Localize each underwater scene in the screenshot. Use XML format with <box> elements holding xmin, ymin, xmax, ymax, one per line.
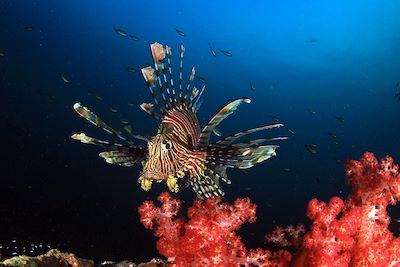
<box><xmin>1</xmin><ymin>0</ymin><xmax>400</xmax><ymax>266</ymax></box>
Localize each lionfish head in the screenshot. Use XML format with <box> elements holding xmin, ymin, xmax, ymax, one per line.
<box><xmin>140</xmin><ymin>123</ymin><xmax>184</xmax><ymax>182</ymax></box>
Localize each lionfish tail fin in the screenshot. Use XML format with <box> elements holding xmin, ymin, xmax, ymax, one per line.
<box><xmin>197</xmin><ymin>98</ymin><xmax>251</xmax><ymax>146</ymax></box>
<box><xmin>140</xmin><ymin>42</ymin><xmax>205</xmax><ymax>118</ymax></box>
<box><xmin>71</xmin><ymin>133</ymin><xmax>147</xmax><ymax>167</ymax></box>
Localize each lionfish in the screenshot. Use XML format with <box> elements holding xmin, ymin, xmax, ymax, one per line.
<box><xmin>71</xmin><ymin>42</ymin><xmax>287</xmax><ymax>199</ymax></box>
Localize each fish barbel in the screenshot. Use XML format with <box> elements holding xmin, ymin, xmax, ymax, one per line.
<box><xmin>71</xmin><ymin>42</ymin><xmax>287</xmax><ymax>199</ymax></box>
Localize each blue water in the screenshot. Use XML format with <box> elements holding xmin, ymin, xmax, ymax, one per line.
<box><xmin>1</xmin><ymin>0</ymin><xmax>400</xmax><ymax>263</ymax></box>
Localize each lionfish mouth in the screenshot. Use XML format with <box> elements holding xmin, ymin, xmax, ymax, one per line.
<box><xmin>141</xmin><ymin>170</ymin><xmax>165</xmax><ymax>181</ymax></box>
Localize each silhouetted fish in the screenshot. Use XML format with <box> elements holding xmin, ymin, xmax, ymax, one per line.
<box><xmin>250</xmin><ymin>81</ymin><xmax>256</xmax><ymax>92</ymax></box>
<box><xmin>60</xmin><ymin>73</ymin><xmax>69</xmax><ymax>83</ymax></box>
<box><xmin>129</xmin><ymin>34</ymin><xmax>140</xmax><ymax>41</ymax></box>
<box><xmin>126</xmin><ymin>67</ymin><xmax>136</xmax><ymax>73</ymax></box>
<box><xmin>208</xmin><ymin>43</ymin><xmax>217</xmax><ymax>57</ymax></box>
<box><xmin>305</xmin><ymin>143</ymin><xmax>318</xmax><ymax>154</ymax></box>
<box><xmin>174</xmin><ymin>28</ymin><xmax>185</xmax><ymax>36</ymax></box>
<box><xmin>114</xmin><ymin>27</ymin><xmax>128</xmax><ymax>37</ymax></box>
<box><xmin>306</xmin><ymin>39</ymin><xmax>317</xmax><ymax>43</ymax></box>
<box><xmin>195</xmin><ymin>75</ymin><xmax>206</xmax><ymax>84</ymax></box>
<box><xmin>24</xmin><ymin>26</ymin><xmax>34</xmax><ymax>32</ymax></box>
<box><xmin>218</xmin><ymin>49</ymin><xmax>232</xmax><ymax>57</ymax></box>
<box><xmin>335</xmin><ymin>116</ymin><xmax>345</xmax><ymax>123</ymax></box>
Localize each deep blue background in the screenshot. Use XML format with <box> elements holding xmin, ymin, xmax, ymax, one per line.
<box><xmin>1</xmin><ymin>0</ymin><xmax>400</xmax><ymax>263</ymax></box>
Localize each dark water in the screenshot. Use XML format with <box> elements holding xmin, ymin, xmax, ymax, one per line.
<box><xmin>1</xmin><ymin>0</ymin><xmax>400</xmax><ymax>263</ymax></box>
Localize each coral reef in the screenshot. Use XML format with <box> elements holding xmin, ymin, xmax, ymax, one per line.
<box><xmin>299</xmin><ymin>152</ymin><xmax>400</xmax><ymax>266</ymax></box>
<box><xmin>140</xmin><ymin>152</ymin><xmax>400</xmax><ymax>267</ymax></box>
<box><xmin>0</xmin><ymin>249</ymin><xmax>166</xmax><ymax>267</ymax></box>
<box><xmin>138</xmin><ymin>192</ymin><xmax>292</xmax><ymax>266</ymax></box>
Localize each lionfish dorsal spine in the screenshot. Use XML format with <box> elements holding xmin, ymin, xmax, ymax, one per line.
<box><xmin>178</xmin><ymin>44</ymin><xmax>185</xmax><ymax>103</ymax></box>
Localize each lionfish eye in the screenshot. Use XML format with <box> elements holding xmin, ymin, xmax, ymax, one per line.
<box><xmin>162</xmin><ymin>140</ymin><xmax>172</xmax><ymax>150</ymax></box>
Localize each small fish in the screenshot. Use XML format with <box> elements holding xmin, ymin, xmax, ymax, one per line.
<box><xmin>269</xmin><ymin>115</ymin><xmax>279</xmax><ymax>122</ymax></box>
<box><xmin>120</xmin><ymin>119</ymin><xmax>129</xmax><ymax>124</ymax></box>
<box><xmin>24</xmin><ymin>26</ymin><xmax>34</xmax><ymax>32</ymax></box>
<box><xmin>394</xmin><ymin>218</ymin><xmax>400</xmax><ymax>223</ymax></box>
<box><xmin>129</xmin><ymin>34</ymin><xmax>140</xmax><ymax>41</ymax></box>
<box><xmin>128</xmin><ymin>102</ymin><xmax>135</xmax><ymax>107</ymax></box>
<box><xmin>110</xmin><ymin>107</ymin><xmax>118</xmax><ymax>113</ymax></box>
<box><xmin>123</xmin><ymin>124</ymin><xmax>132</xmax><ymax>134</ymax></box>
<box><xmin>208</xmin><ymin>43</ymin><xmax>217</xmax><ymax>57</ymax></box>
<box><xmin>284</xmin><ymin>168</ymin><xmax>291</xmax><ymax>172</ymax></box>
<box><xmin>213</xmin><ymin>127</ymin><xmax>222</xmax><ymax>137</ymax></box>
<box><xmin>72</xmin><ymin>42</ymin><xmax>287</xmax><ymax>199</ymax></box>
<box><xmin>288</xmin><ymin>128</ymin><xmax>295</xmax><ymax>134</ymax></box>
<box><xmin>307</xmin><ymin>108</ymin><xmax>317</xmax><ymax>115</ymax></box>
<box><xmin>328</xmin><ymin>132</ymin><xmax>337</xmax><ymax>139</ymax></box>
<box><xmin>306</xmin><ymin>39</ymin><xmax>317</xmax><ymax>43</ymax></box>
<box><xmin>305</xmin><ymin>143</ymin><xmax>318</xmax><ymax>154</ymax></box>
<box><xmin>174</xmin><ymin>28</ymin><xmax>185</xmax><ymax>36</ymax></box>
<box><xmin>60</xmin><ymin>73</ymin><xmax>69</xmax><ymax>83</ymax></box>
<box><xmin>126</xmin><ymin>67</ymin><xmax>136</xmax><ymax>73</ymax></box>
<box><xmin>218</xmin><ymin>49</ymin><xmax>233</xmax><ymax>57</ymax></box>
<box><xmin>195</xmin><ymin>75</ymin><xmax>206</xmax><ymax>84</ymax></box>
<box><xmin>114</xmin><ymin>27</ymin><xmax>128</xmax><ymax>37</ymax></box>
<box><xmin>94</xmin><ymin>93</ymin><xmax>103</xmax><ymax>100</ymax></box>
<box><xmin>0</xmin><ymin>50</ymin><xmax>4</xmax><ymax>57</ymax></box>
<box><xmin>250</xmin><ymin>81</ymin><xmax>256</xmax><ymax>92</ymax></box>
<box><xmin>335</xmin><ymin>116</ymin><xmax>345</xmax><ymax>123</ymax></box>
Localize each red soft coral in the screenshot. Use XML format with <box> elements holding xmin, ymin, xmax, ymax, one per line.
<box><xmin>302</xmin><ymin>152</ymin><xmax>400</xmax><ymax>267</ymax></box>
<box><xmin>138</xmin><ymin>193</ymin><xmax>291</xmax><ymax>267</ymax></box>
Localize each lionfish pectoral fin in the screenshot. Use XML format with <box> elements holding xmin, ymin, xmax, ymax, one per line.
<box><xmin>73</xmin><ymin>103</ymin><xmax>145</xmax><ymax>144</ymax></box>
<box><xmin>71</xmin><ymin>133</ymin><xmax>148</xmax><ymax>167</ymax></box>
<box><xmin>99</xmin><ymin>147</ymin><xmax>147</xmax><ymax>167</ymax></box>
<box><xmin>198</xmin><ymin>98</ymin><xmax>251</xmax><ymax>146</ymax></box>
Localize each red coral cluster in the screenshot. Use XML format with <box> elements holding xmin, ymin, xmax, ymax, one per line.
<box><xmin>138</xmin><ymin>192</ymin><xmax>291</xmax><ymax>267</ymax></box>
<box><xmin>138</xmin><ymin>152</ymin><xmax>400</xmax><ymax>266</ymax></box>
<box><xmin>301</xmin><ymin>152</ymin><xmax>400</xmax><ymax>266</ymax></box>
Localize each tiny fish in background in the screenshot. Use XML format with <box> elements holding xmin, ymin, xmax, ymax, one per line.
<box><xmin>24</xmin><ymin>25</ymin><xmax>34</xmax><ymax>32</ymax></box>
<box><xmin>174</xmin><ymin>28</ymin><xmax>186</xmax><ymax>36</ymax></box>
<box><xmin>250</xmin><ymin>81</ymin><xmax>256</xmax><ymax>92</ymax></box>
<box><xmin>195</xmin><ymin>75</ymin><xmax>206</xmax><ymax>84</ymax></box>
<box><xmin>114</xmin><ymin>27</ymin><xmax>128</xmax><ymax>37</ymax></box>
<box><xmin>71</xmin><ymin>42</ymin><xmax>287</xmax><ymax>199</ymax></box>
<box><xmin>126</xmin><ymin>66</ymin><xmax>136</xmax><ymax>73</ymax></box>
<box><xmin>335</xmin><ymin>116</ymin><xmax>345</xmax><ymax>123</ymax></box>
<box><xmin>129</xmin><ymin>34</ymin><xmax>140</xmax><ymax>41</ymax></box>
<box><xmin>305</xmin><ymin>143</ymin><xmax>318</xmax><ymax>154</ymax></box>
<box><xmin>218</xmin><ymin>49</ymin><xmax>233</xmax><ymax>57</ymax></box>
<box><xmin>208</xmin><ymin>42</ymin><xmax>217</xmax><ymax>57</ymax></box>
<box><xmin>60</xmin><ymin>73</ymin><xmax>69</xmax><ymax>83</ymax></box>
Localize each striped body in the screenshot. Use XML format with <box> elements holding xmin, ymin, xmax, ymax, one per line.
<box><xmin>71</xmin><ymin>42</ymin><xmax>287</xmax><ymax>199</ymax></box>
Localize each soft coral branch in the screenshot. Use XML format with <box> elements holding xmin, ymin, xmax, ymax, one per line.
<box><xmin>138</xmin><ymin>193</ymin><xmax>291</xmax><ymax>267</ymax></box>
<box><xmin>301</xmin><ymin>152</ymin><xmax>400</xmax><ymax>266</ymax></box>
